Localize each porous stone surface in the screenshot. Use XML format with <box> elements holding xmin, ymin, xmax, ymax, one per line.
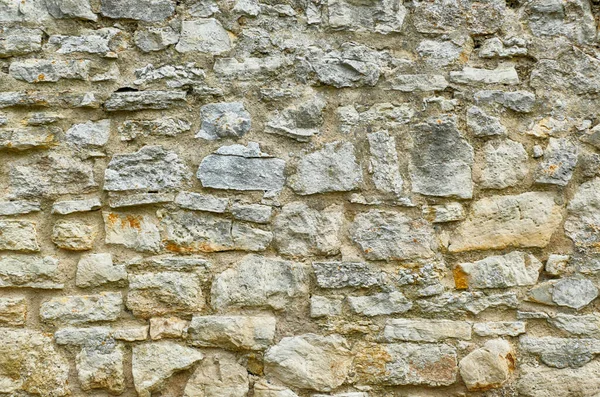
<box><xmin>2</xmin><ymin>2</ymin><xmax>600</xmax><ymax>395</ymax></box>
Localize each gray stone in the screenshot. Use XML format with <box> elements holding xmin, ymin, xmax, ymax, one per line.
<box><xmin>0</xmin><ymin>329</ymin><xmax>70</xmax><ymax>396</ymax></box>
<box><xmin>40</xmin><ymin>292</ymin><xmax>122</xmax><ymax>324</ymax></box>
<box><xmin>517</xmin><ymin>361</ymin><xmax>600</xmax><ymax>397</ymax></box>
<box><xmin>548</xmin><ymin>313</ymin><xmax>600</xmax><ymax>337</ymax></box>
<box><xmin>198</xmin><ymin>143</ymin><xmax>285</xmax><ymax>191</ymax></box>
<box><xmin>473</xmin><ymin>322</ymin><xmax>526</xmax><ymax>337</ymax></box>
<box><xmin>46</xmin><ymin>28</ymin><xmax>123</xmax><ymax>57</ymax></box>
<box><xmin>459</xmin><ymin>339</ymin><xmax>514</xmax><ymax>391</ymax></box>
<box><xmin>288</xmin><ymin>142</ymin><xmax>362</xmax><ymax>195</ymax></box>
<box><xmin>388</xmin><ymin>74</ymin><xmax>449</xmax><ymax>92</ymax></box>
<box><xmin>66</xmin><ymin>119</ymin><xmax>110</xmax><ymax>149</ymax></box>
<box><xmin>231</xmin><ymin>203</ymin><xmax>272</xmax><ymax>223</ymax></box>
<box><xmin>52</xmin><ymin>198</ymin><xmax>101</xmax><ymax>214</ymax></box>
<box><xmin>266</xmin><ymin>95</ymin><xmax>325</xmax><ymax>142</ymax></box>
<box><xmin>188</xmin><ymin>315</ymin><xmax>276</xmax><ymax>350</ymax></box>
<box><xmin>214</xmin><ymin>56</ymin><xmax>289</xmax><ymax>80</ymax></box>
<box><xmin>545</xmin><ymin>254</ymin><xmax>571</xmax><ymax>276</ymax></box>
<box><xmin>132</xmin><ymin>342</ymin><xmax>203</xmax><ymax>397</ymax></box>
<box><xmin>410</xmin><ymin>115</ymin><xmax>473</xmax><ymax>198</ymax></box>
<box><xmin>273</xmin><ymin>202</ymin><xmax>342</xmax><ymax>257</ymax></box>
<box><xmin>75</xmin><ymin>342</ymin><xmax>125</xmax><ymax>393</ymax></box>
<box><xmin>313</xmin><ymin>262</ymin><xmax>385</xmax><ymax>289</ymax></box>
<box><xmin>417</xmin><ymin>39</ymin><xmax>466</xmax><ymax>67</ymax></box>
<box><xmin>354</xmin><ymin>342</ymin><xmax>457</xmax><ymax>386</ymax></box>
<box><xmin>328</xmin><ymin>0</ymin><xmax>407</xmax><ymax>34</ymax></box>
<box><xmin>310</xmin><ymin>296</ymin><xmax>343</xmax><ymax>318</ymax></box>
<box><xmin>46</xmin><ymin>0</ymin><xmax>97</xmax><ymax>21</ymax></box>
<box><xmin>134</xmin><ymin>27</ymin><xmax>180</xmax><ymax>52</ymax></box>
<box><xmin>479</xmin><ymin>37</ymin><xmax>528</xmax><ymax>58</ymax></box>
<box><xmin>0</xmin><ymin>27</ymin><xmax>43</xmax><ymax>58</ymax></box>
<box><xmin>367</xmin><ymin>130</ymin><xmax>404</xmax><ymax>195</ymax></box>
<box><xmin>454</xmin><ymin>251</ymin><xmax>542</xmax><ymax>289</ymax></box>
<box><xmin>196</xmin><ymin>102</ymin><xmax>251</xmax><ymax>140</ymax></box>
<box><xmin>450</xmin><ymin>65</ymin><xmax>519</xmax><ymax>85</ymax></box>
<box><xmin>350</xmin><ymin>210</ymin><xmax>437</xmax><ymax>261</ymax></box>
<box><xmin>0</xmin><ymin>297</ymin><xmax>27</xmax><ymax>326</ymax></box>
<box><xmin>119</xmin><ymin>118</ymin><xmax>191</xmax><ymax>141</ymax></box>
<box><xmin>466</xmin><ymin>106</ymin><xmax>506</xmax><ymax>137</ymax></box>
<box><xmin>0</xmin><ymin>127</ymin><xmax>59</xmax><ymax>150</ymax></box>
<box><xmin>76</xmin><ymin>253</ymin><xmax>127</xmax><ymax>288</ymax></box>
<box><xmin>183</xmin><ymin>351</ymin><xmax>249</xmax><ymax>397</ymax></box>
<box><xmin>100</xmin><ymin>0</ymin><xmax>175</xmax><ymax>21</ymax></box>
<box><xmin>535</xmin><ymin>138</ymin><xmax>578</xmax><ymax>186</ymax></box>
<box><xmin>104</xmin><ymin>145</ymin><xmax>190</xmax><ymax>192</ymax></box>
<box><xmin>264</xmin><ymin>334</ymin><xmax>353</xmax><ymax>391</ymax></box>
<box><xmin>108</xmin><ymin>192</ymin><xmax>175</xmax><ymax>208</ymax></box>
<box><xmin>211</xmin><ymin>255</ymin><xmax>308</xmax><ymax>311</ymax></box>
<box><xmin>479</xmin><ymin>139</ymin><xmax>528</xmax><ymax>189</ymax></box>
<box><xmin>382</xmin><ymin>319</ymin><xmax>472</xmax><ymax>342</ymax></box>
<box><xmin>10</xmin><ymin>59</ymin><xmax>91</xmax><ymax>83</ymax></box>
<box><xmin>348</xmin><ymin>291</ymin><xmax>412</xmax><ymax>316</ymax></box>
<box><xmin>0</xmin><ymin>220</ymin><xmax>39</xmax><ymax>252</ymax></box>
<box><xmin>52</xmin><ymin>220</ymin><xmax>97</xmax><ymax>251</ymax></box>
<box><xmin>0</xmin><ymin>90</ymin><xmax>102</xmax><ymax>109</ymax></box>
<box><xmin>520</xmin><ymin>336</ymin><xmax>600</xmax><ymax>368</ymax></box>
<box><xmin>474</xmin><ymin>90</ymin><xmax>536</xmax><ymax>113</ymax></box>
<box><xmin>0</xmin><ymin>200</ymin><xmax>40</xmax><ymax>216</ymax></box>
<box><xmin>176</xmin><ymin>19</ymin><xmax>232</xmax><ymax>54</ymax></box>
<box><xmin>175</xmin><ymin>191</ymin><xmax>229</xmax><ymax>213</ymax></box>
<box><xmin>418</xmin><ymin>291</ymin><xmax>518</xmax><ymax>315</ymax></box>
<box><xmin>104</xmin><ymin>91</ymin><xmax>187</xmax><ymax>111</ymax></box>
<box><xmin>527</xmin><ymin>276</ymin><xmax>598</xmax><ymax>310</ymax></box>
<box><xmin>448</xmin><ymin>192</ymin><xmax>563</xmax><ymax>252</ymax></box>
<box><xmin>565</xmin><ymin>178</ymin><xmax>600</xmax><ymax>248</ymax></box>
<box><xmin>422</xmin><ymin>202</ymin><xmax>465</xmax><ymax>223</ymax></box>
<box><xmin>103</xmin><ymin>211</ymin><xmax>161</xmax><ymax>253</ymax></box>
<box><xmin>0</xmin><ymin>255</ymin><xmax>63</xmax><ymax>289</ymax></box>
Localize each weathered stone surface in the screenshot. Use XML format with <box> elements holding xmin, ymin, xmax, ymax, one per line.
<box><xmin>383</xmin><ymin>319</ymin><xmax>471</xmax><ymax>342</ymax></box>
<box><xmin>520</xmin><ymin>336</ymin><xmax>600</xmax><ymax>368</ymax></box>
<box><xmin>0</xmin><ymin>220</ymin><xmax>39</xmax><ymax>252</ymax></box>
<box><xmin>473</xmin><ymin>322</ymin><xmax>526</xmax><ymax>337</ymax></box>
<box><xmin>198</xmin><ymin>143</ymin><xmax>286</xmax><ymax>191</ymax></box>
<box><xmin>459</xmin><ymin>339</ymin><xmax>515</xmax><ymax>391</ymax></box>
<box><xmin>52</xmin><ymin>198</ymin><xmax>101</xmax><ymax>214</ymax></box>
<box><xmin>40</xmin><ymin>292</ymin><xmax>122</xmax><ymax>324</ymax></box>
<box><xmin>413</xmin><ymin>0</ymin><xmax>505</xmax><ymax>34</ymax></box>
<box><xmin>211</xmin><ymin>255</ymin><xmax>308</xmax><ymax>311</ymax></box>
<box><xmin>350</xmin><ymin>210</ymin><xmax>437</xmax><ymax>261</ymax></box>
<box><xmin>466</xmin><ymin>106</ymin><xmax>506</xmax><ymax>137</ymax></box>
<box><xmin>422</xmin><ymin>202</ymin><xmax>465</xmax><ymax>223</ymax></box>
<box><xmin>183</xmin><ymin>351</ymin><xmax>249</xmax><ymax>397</ymax></box>
<box><xmin>10</xmin><ymin>59</ymin><xmax>91</xmax><ymax>83</ymax></box>
<box><xmin>389</xmin><ymin>74</ymin><xmax>449</xmax><ymax>92</ymax></box>
<box><xmin>313</xmin><ymin>262</ymin><xmax>384</xmax><ymax>289</ymax></box>
<box><xmin>104</xmin><ymin>145</ymin><xmax>189</xmax><ymax>192</ymax></box>
<box><xmin>548</xmin><ymin>313</ymin><xmax>600</xmax><ymax>337</ymax></box>
<box><xmin>417</xmin><ymin>39</ymin><xmax>467</xmax><ymax>67</ymax></box>
<box><xmin>196</xmin><ymin>102</ymin><xmax>251</xmax><ymax>140</ymax></box>
<box><xmin>450</xmin><ymin>65</ymin><xmax>519</xmax><ymax>85</ymax></box>
<box><xmin>273</xmin><ymin>202</ymin><xmax>342</xmax><ymax>257</ymax></box>
<box><xmin>0</xmin><ymin>297</ymin><xmax>27</xmax><ymax>326</ymax></box>
<box><xmin>410</xmin><ymin>115</ymin><xmax>473</xmax><ymax>198</ymax></box>
<box><xmin>527</xmin><ymin>276</ymin><xmax>598</xmax><ymax>310</ymax></box>
<box><xmin>354</xmin><ymin>342</ymin><xmax>458</xmax><ymax>386</ymax></box>
<box><xmin>127</xmin><ymin>271</ymin><xmax>203</xmax><ymax>318</ymax></box>
<box><xmin>119</xmin><ymin>118</ymin><xmax>190</xmax><ymax>141</ymax></box>
<box><xmin>565</xmin><ymin>178</ymin><xmax>600</xmax><ymax>248</ymax></box>
<box><xmin>77</xmin><ymin>344</ymin><xmax>125</xmax><ymax>394</ymax></box>
<box><xmin>103</xmin><ymin>212</ymin><xmax>161</xmax><ymax>253</ymax></box>
<box><xmin>289</xmin><ymin>141</ymin><xmax>362</xmax><ymax>195</ymax></box>
<box><xmin>100</xmin><ymin>0</ymin><xmax>175</xmax><ymax>21</ymax></box>
<box><xmin>0</xmin><ymin>200</ymin><xmax>40</xmax><ymax>216</ymax></box>
<box><xmin>535</xmin><ymin>138</ymin><xmax>578</xmax><ymax>186</ymax></box>
<box><xmin>474</xmin><ymin>90</ymin><xmax>536</xmax><ymax>113</ymax></box>
<box><xmin>449</xmin><ymin>192</ymin><xmax>562</xmax><ymax>252</ymax></box>
<box><xmin>310</xmin><ymin>295</ymin><xmax>343</xmax><ymax>318</ymax></box>
<box><xmin>0</xmin><ymin>90</ymin><xmax>101</xmax><ymax>109</ymax></box>
<box><xmin>265</xmin><ymin>334</ymin><xmax>353</xmax><ymax>391</ymax></box>
<box><xmin>254</xmin><ymin>381</ymin><xmax>300</xmax><ymax>397</ymax></box>
<box><xmin>367</xmin><ymin>130</ymin><xmax>404</xmax><ymax>195</ymax></box>
<box><xmin>176</xmin><ymin>19</ymin><xmax>232</xmax><ymax>54</ymax></box>
<box><xmin>134</xmin><ymin>27</ymin><xmax>180</xmax><ymax>52</ymax></box>
<box><xmin>104</xmin><ymin>91</ymin><xmax>187</xmax><ymax>111</ymax></box>
<box><xmin>231</xmin><ymin>203</ymin><xmax>272</xmax><ymax>224</ymax></box>
<box><xmin>328</xmin><ymin>0</ymin><xmax>407</xmax><ymax>34</ymax></box>
<box><xmin>149</xmin><ymin>317</ymin><xmax>188</xmax><ymax>340</ymax></box>
<box><xmin>0</xmin><ymin>328</ymin><xmax>70</xmax><ymax>396</ymax></box>
<box><xmin>188</xmin><ymin>315</ymin><xmax>276</xmax><ymax>350</ymax></box>
<box><xmin>348</xmin><ymin>291</ymin><xmax>412</xmax><ymax>316</ymax></box>
<box><xmin>0</xmin><ymin>126</ymin><xmax>59</xmax><ymax>150</ymax></box>
<box><xmin>76</xmin><ymin>253</ymin><xmax>127</xmax><ymax>288</ymax></box>
<box><xmin>66</xmin><ymin>119</ymin><xmax>110</xmax><ymax>149</ymax></box>
<box><xmin>46</xmin><ymin>0</ymin><xmax>97</xmax><ymax>20</ymax></box>
<box><xmin>132</xmin><ymin>341</ymin><xmax>203</xmax><ymax>397</ymax></box>
<box><xmin>418</xmin><ymin>291</ymin><xmax>518</xmax><ymax>315</ymax></box>
<box><xmin>517</xmin><ymin>361</ymin><xmax>600</xmax><ymax>397</ymax></box>
<box><xmin>175</xmin><ymin>191</ymin><xmax>229</xmax><ymax>213</ymax></box>
<box><xmin>479</xmin><ymin>139</ymin><xmax>528</xmax><ymax>189</ymax></box>
<box><xmin>454</xmin><ymin>251</ymin><xmax>542</xmax><ymax>289</ymax></box>
<box><xmin>0</xmin><ymin>27</ymin><xmax>43</xmax><ymax>58</ymax></box>
<box><xmin>52</xmin><ymin>220</ymin><xmax>97</xmax><ymax>251</ymax></box>
<box><xmin>45</xmin><ymin>28</ymin><xmax>122</xmax><ymax>57</ymax></box>
<box><xmin>0</xmin><ymin>255</ymin><xmax>63</xmax><ymax>289</ymax></box>
<box><xmin>214</xmin><ymin>56</ymin><xmax>289</xmax><ymax>80</ymax></box>
<box><xmin>108</xmin><ymin>192</ymin><xmax>174</xmax><ymax>208</ymax></box>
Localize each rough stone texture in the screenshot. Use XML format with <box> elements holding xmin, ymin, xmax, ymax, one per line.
<box><xmin>183</xmin><ymin>351</ymin><xmax>249</xmax><ymax>397</ymax></box>
<box><xmin>0</xmin><ymin>255</ymin><xmax>63</xmax><ymax>289</ymax></box>
<box><xmin>40</xmin><ymin>292</ymin><xmax>122</xmax><ymax>324</ymax></box>
<box><xmin>197</xmin><ymin>102</ymin><xmax>251</xmax><ymax>140</ymax></box>
<box><xmin>0</xmin><ymin>297</ymin><xmax>27</xmax><ymax>326</ymax></box>
<box><xmin>564</xmin><ymin>177</ymin><xmax>600</xmax><ymax>249</ymax></box>
<box><xmin>188</xmin><ymin>315</ymin><xmax>276</xmax><ymax>350</ymax></box>
<box><xmin>348</xmin><ymin>291</ymin><xmax>412</xmax><ymax>316</ymax></box>
<box><xmin>103</xmin><ymin>211</ymin><xmax>161</xmax><ymax>253</ymax></box>
<box><xmin>478</xmin><ymin>139</ymin><xmax>528</xmax><ymax>189</ymax></box>
<box><xmin>0</xmin><ymin>220</ymin><xmax>39</xmax><ymax>252</ymax></box>
<box><xmin>383</xmin><ymin>319</ymin><xmax>472</xmax><ymax>342</ymax></box>
<box><xmin>527</xmin><ymin>276</ymin><xmax>599</xmax><ymax>310</ymax></box>
<box><xmin>520</xmin><ymin>336</ymin><xmax>600</xmax><ymax>368</ymax></box>
<box><xmin>52</xmin><ymin>220</ymin><xmax>97</xmax><ymax>251</ymax></box>
<box><xmin>459</xmin><ymin>339</ymin><xmax>515</xmax><ymax>391</ymax></box>
<box><xmin>517</xmin><ymin>361</ymin><xmax>600</xmax><ymax>397</ymax></box>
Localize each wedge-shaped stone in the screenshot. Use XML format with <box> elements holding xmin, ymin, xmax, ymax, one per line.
<box><xmin>0</xmin><ymin>220</ymin><xmax>39</xmax><ymax>252</ymax></box>
<box><xmin>354</xmin><ymin>342</ymin><xmax>457</xmax><ymax>386</ymax></box>
<box><xmin>100</xmin><ymin>0</ymin><xmax>175</xmax><ymax>22</ymax></box>
<box><xmin>211</xmin><ymin>255</ymin><xmax>308</xmax><ymax>311</ymax></box>
<box><xmin>517</xmin><ymin>361</ymin><xmax>600</xmax><ymax>397</ymax></box>
<box><xmin>520</xmin><ymin>336</ymin><xmax>600</xmax><ymax>368</ymax></box>
<box><xmin>188</xmin><ymin>315</ymin><xmax>276</xmax><ymax>350</ymax></box>
<box><xmin>350</xmin><ymin>210</ymin><xmax>437</xmax><ymax>261</ymax></box>
<box><xmin>103</xmin><ymin>211</ymin><xmax>161</xmax><ymax>253</ymax></box>
<box><xmin>132</xmin><ymin>342</ymin><xmax>203</xmax><ymax>397</ymax></box>
<box><xmin>448</xmin><ymin>192</ymin><xmax>562</xmax><ymax>252</ymax></box>
<box><xmin>0</xmin><ymin>255</ymin><xmax>62</xmax><ymax>289</ymax></box>
<box><xmin>527</xmin><ymin>276</ymin><xmax>598</xmax><ymax>310</ymax></box>
<box><xmin>183</xmin><ymin>351</ymin><xmax>249</xmax><ymax>397</ymax></box>
<box><xmin>0</xmin><ymin>328</ymin><xmax>70</xmax><ymax>396</ymax></box>
<box><xmin>313</xmin><ymin>262</ymin><xmax>385</xmax><ymax>289</ymax></box>
<box><xmin>383</xmin><ymin>319</ymin><xmax>472</xmax><ymax>342</ymax></box>
<box><xmin>459</xmin><ymin>339</ymin><xmax>515</xmax><ymax>391</ymax></box>
<box><xmin>0</xmin><ymin>297</ymin><xmax>27</xmax><ymax>326</ymax></box>
<box><xmin>265</xmin><ymin>334</ymin><xmax>353</xmax><ymax>391</ymax></box>
<box><xmin>40</xmin><ymin>292</ymin><xmax>122</xmax><ymax>324</ymax></box>
<box><xmin>104</xmin><ymin>90</ymin><xmax>187</xmax><ymax>111</ymax></box>
<box><xmin>454</xmin><ymin>251</ymin><xmax>542</xmax><ymax>289</ymax></box>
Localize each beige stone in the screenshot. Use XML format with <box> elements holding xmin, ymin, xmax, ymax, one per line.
<box><xmin>459</xmin><ymin>339</ymin><xmax>515</xmax><ymax>391</ymax></box>
<box><xmin>52</xmin><ymin>220</ymin><xmax>97</xmax><ymax>251</ymax></box>
<box><xmin>0</xmin><ymin>220</ymin><xmax>39</xmax><ymax>252</ymax></box>
<box><xmin>183</xmin><ymin>351</ymin><xmax>249</xmax><ymax>397</ymax></box>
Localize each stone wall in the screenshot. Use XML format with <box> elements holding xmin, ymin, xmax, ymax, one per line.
<box><xmin>1</xmin><ymin>0</ymin><xmax>600</xmax><ymax>396</ymax></box>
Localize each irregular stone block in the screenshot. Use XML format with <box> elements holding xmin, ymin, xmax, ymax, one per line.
<box><xmin>535</xmin><ymin>138</ymin><xmax>578</xmax><ymax>186</ymax></box>
<box><xmin>108</xmin><ymin>192</ymin><xmax>175</xmax><ymax>208</ymax></box>
<box><xmin>132</xmin><ymin>342</ymin><xmax>203</xmax><ymax>397</ymax></box>
<box><xmin>176</xmin><ymin>19</ymin><xmax>232</xmax><ymax>54</ymax></box>
<box><xmin>548</xmin><ymin>313</ymin><xmax>600</xmax><ymax>337</ymax></box>
<box><xmin>119</xmin><ymin>118</ymin><xmax>190</xmax><ymax>141</ymax></box>
<box><xmin>0</xmin><ymin>127</ymin><xmax>59</xmax><ymax>150</ymax></box>
<box><xmin>466</xmin><ymin>106</ymin><xmax>506</xmax><ymax>137</ymax></box>
<box><xmin>328</xmin><ymin>0</ymin><xmax>406</xmax><ymax>34</ymax></box>
<box><xmin>46</xmin><ymin>0</ymin><xmax>97</xmax><ymax>20</ymax></box>
<box><xmin>520</xmin><ymin>336</ymin><xmax>600</xmax><ymax>368</ymax></box>
<box><xmin>517</xmin><ymin>361</ymin><xmax>600</xmax><ymax>397</ymax></box>
<box><xmin>188</xmin><ymin>315</ymin><xmax>276</xmax><ymax>350</ymax></box>
<box><xmin>350</xmin><ymin>210</ymin><xmax>437</xmax><ymax>261</ymax></box>
<box><xmin>367</xmin><ymin>130</ymin><xmax>404</xmax><ymax>195</ymax></box>
<box><xmin>422</xmin><ymin>202</ymin><xmax>465</xmax><ymax>223</ymax></box>
<box><xmin>175</xmin><ymin>191</ymin><xmax>229</xmax><ymax>213</ymax></box>
<box><xmin>231</xmin><ymin>203</ymin><xmax>272</xmax><ymax>223</ymax></box>
<box><xmin>198</xmin><ymin>143</ymin><xmax>285</xmax><ymax>191</ymax></box>
<box><xmin>196</xmin><ymin>102</ymin><xmax>251</xmax><ymax>140</ymax></box>
<box><xmin>383</xmin><ymin>319</ymin><xmax>472</xmax><ymax>342</ymax></box>
<box><xmin>40</xmin><ymin>292</ymin><xmax>122</xmax><ymax>324</ymax></box>
<box><xmin>459</xmin><ymin>339</ymin><xmax>515</xmax><ymax>391</ymax></box>
<box><xmin>149</xmin><ymin>317</ymin><xmax>189</xmax><ymax>340</ymax></box>
<box><xmin>66</xmin><ymin>119</ymin><xmax>110</xmax><ymax>149</ymax></box>
<box><xmin>473</xmin><ymin>321</ymin><xmax>526</xmax><ymax>337</ymax></box>
<box><xmin>565</xmin><ymin>178</ymin><xmax>600</xmax><ymax>248</ymax></box>
<box><xmin>527</xmin><ymin>276</ymin><xmax>598</xmax><ymax>310</ymax></box>
<box><xmin>410</xmin><ymin>115</ymin><xmax>473</xmax><ymax>198</ymax></box>
<box><xmin>310</xmin><ymin>295</ymin><xmax>343</xmax><ymax>318</ymax></box>
<box><xmin>450</xmin><ymin>65</ymin><xmax>519</xmax><ymax>85</ymax></box>
<box><xmin>211</xmin><ymin>255</ymin><xmax>308</xmax><ymax>311</ymax></box>
<box><xmin>474</xmin><ymin>90</ymin><xmax>536</xmax><ymax>113</ymax></box>
<box><xmin>0</xmin><ymin>200</ymin><xmax>40</xmax><ymax>216</ymax></box>
<box><xmin>254</xmin><ymin>381</ymin><xmax>300</xmax><ymax>397</ymax></box>
<box><xmin>76</xmin><ymin>253</ymin><xmax>127</xmax><ymax>288</ymax></box>
<box><xmin>313</xmin><ymin>262</ymin><xmax>385</xmax><ymax>289</ymax></box>
<box><xmin>10</xmin><ymin>59</ymin><xmax>91</xmax><ymax>83</ymax></box>
<box><xmin>104</xmin><ymin>90</ymin><xmax>187</xmax><ymax>111</ymax></box>
<box><xmin>265</xmin><ymin>334</ymin><xmax>353</xmax><ymax>391</ymax></box>
<box><xmin>266</xmin><ymin>94</ymin><xmax>325</xmax><ymax>142</ymax></box>
<box><xmin>103</xmin><ymin>211</ymin><xmax>161</xmax><ymax>253</ymax></box>
<box><xmin>388</xmin><ymin>74</ymin><xmax>449</xmax><ymax>92</ymax></box>
<box><xmin>348</xmin><ymin>291</ymin><xmax>412</xmax><ymax>316</ymax></box>
<box><xmin>46</xmin><ymin>28</ymin><xmax>123</xmax><ymax>57</ymax></box>
<box><xmin>354</xmin><ymin>342</ymin><xmax>457</xmax><ymax>386</ymax></box>
<box><xmin>0</xmin><ymin>220</ymin><xmax>39</xmax><ymax>252</ymax></box>
<box><xmin>418</xmin><ymin>291</ymin><xmax>518</xmax><ymax>315</ymax></box>
<box><xmin>454</xmin><ymin>251</ymin><xmax>542</xmax><ymax>289</ymax></box>
<box><xmin>417</xmin><ymin>39</ymin><xmax>467</xmax><ymax>67</ymax></box>
<box><xmin>448</xmin><ymin>192</ymin><xmax>562</xmax><ymax>252</ymax></box>
<box><xmin>214</xmin><ymin>56</ymin><xmax>289</xmax><ymax>80</ymax></box>
<box><xmin>52</xmin><ymin>198</ymin><xmax>101</xmax><ymax>214</ymax></box>
<box><xmin>479</xmin><ymin>139</ymin><xmax>528</xmax><ymax>189</ymax></box>
<box><xmin>0</xmin><ymin>255</ymin><xmax>63</xmax><ymax>289</ymax></box>
<box><xmin>134</xmin><ymin>27</ymin><xmax>180</xmax><ymax>52</ymax></box>
<box><xmin>100</xmin><ymin>0</ymin><xmax>175</xmax><ymax>21</ymax></box>
<box><xmin>77</xmin><ymin>344</ymin><xmax>125</xmax><ymax>394</ymax></box>
<box><xmin>183</xmin><ymin>351</ymin><xmax>249</xmax><ymax>397</ymax></box>
<box><xmin>52</xmin><ymin>220</ymin><xmax>97</xmax><ymax>251</ymax></box>
<box><xmin>0</xmin><ymin>27</ymin><xmax>43</xmax><ymax>58</ymax></box>
<box><xmin>0</xmin><ymin>297</ymin><xmax>27</xmax><ymax>326</ymax></box>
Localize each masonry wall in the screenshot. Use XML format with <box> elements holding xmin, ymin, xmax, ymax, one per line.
<box><xmin>1</xmin><ymin>0</ymin><xmax>600</xmax><ymax>396</ymax></box>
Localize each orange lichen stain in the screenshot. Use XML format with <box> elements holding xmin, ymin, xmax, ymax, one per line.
<box><xmin>364</xmin><ymin>248</ymin><xmax>373</xmax><ymax>254</ymax></box>
<box><xmin>453</xmin><ymin>266</ymin><xmax>469</xmax><ymax>289</ymax></box>
<box><xmin>122</xmin><ymin>215</ymin><xmax>141</xmax><ymax>230</ymax></box>
<box><xmin>37</xmin><ymin>73</ymin><xmax>45</xmax><ymax>81</ymax></box>
<box><xmin>106</xmin><ymin>213</ymin><xmax>119</xmax><ymax>226</ymax></box>
<box><xmin>353</xmin><ymin>343</ymin><xmax>392</xmax><ymax>382</ymax></box>
<box><xmin>411</xmin><ymin>355</ymin><xmax>457</xmax><ymax>384</ymax></box>
<box><xmin>506</xmin><ymin>351</ymin><xmax>516</xmax><ymax>371</ymax></box>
